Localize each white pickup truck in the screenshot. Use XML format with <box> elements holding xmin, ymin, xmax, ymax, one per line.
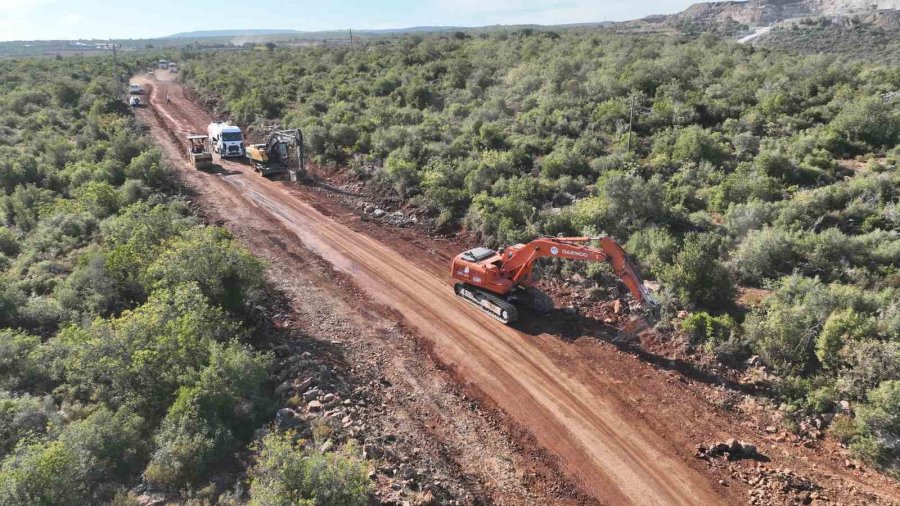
<box><xmin>207</xmin><ymin>122</ymin><xmax>244</xmax><ymax>158</ymax></box>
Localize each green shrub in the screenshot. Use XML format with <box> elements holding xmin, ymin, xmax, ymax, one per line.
<box><xmin>836</xmin><ymin>340</ymin><xmax>900</xmax><ymax>399</ymax></box>
<box><xmin>382</xmin><ymin>150</ymin><xmax>420</xmax><ymax>198</ymax></box>
<box><xmin>143</xmin><ymin>392</ymin><xmax>233</xmax><ymax>490</ymax></box>
<box><xmin>852</xmin><ymin>380</ymin><xmax>900</xmax><ymax>471</ymax></box>
<box><xmin>146</xmin><ymin>228</ymin><xmax>266</xmax><ymax>315</ymax></box>
<box><xmin>143</xmin><ymin>341</ymin><xmax>270</xmax><ymax>489</ymax></box>
<box><xmin>248</xmin><ymin>431</ymin><xmax>369</xmax><ymax>506</ymax></box>
<box><xmin>625</xmin><ymin>227</ymin><xmax>677</xmax><ymax>277</ymax></box>
<box><xmin>745</xmin><ymin>300</ymin><xmax>819</xmax><ymax>376</ymax></box>
<box><xmin>730</xmin><ymin>227</ymin><xmax>800</xmax><ymax>285</ymax></box>
<box><xmin>56</xmin><ymin>284</ymin><xmax>240</xmax><ymax>412</ymax></box>
<box><xmin>815</xmin><ymin>308</ymin><xmax>875</xmax><ymax>370</ymax></box>
<box><xmin>0</xmin><ymin>331</ymin><xmax>46</xmax><ymax>391</ymax></box>
<box><xmin>829</xmin><ymin>97</ymin><xmax>900</xmax><ymax>152</ymax></box>
<box><xmin>0</xmin><ymin>229</ymin><xmax>18</xmax><ymax>257</ymax></box>
<box><xmin>0</xmin><ymin>407</ymin><xmax>148</xmax><ymax>506</ymax></box>
<box><xmin>680</xmin><ymin>311</ymin><xmax>737</xmax><ymax>350</ymax></box>
<box><xmin>0</xmin><ymin>392</ymin><xmax>54</xmax><ymax>459</ymax></box>
<box><xmin>659</xmin><ymin>232</ymin><xmax>735</xmax><ymax>308</ymax></box>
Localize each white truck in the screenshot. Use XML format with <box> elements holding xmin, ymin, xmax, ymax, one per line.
<box><xmin>158</xmin><ymin>59</ymin><xmax>168</xmax><ymax>69</ymax></box>
<box><xmin>168</xmin><ymin>62</ymin><xmax>178</xmax><ymax>73</ymax></box>
<box><xmin>207</xmin><ymin>122</ymin><xmax>244</xmax><ymax>158</ymax></box>
<box><xmin>128</xmin><ymin>84</ymin><xmax>144</xmax><ymax>94</ymax></box>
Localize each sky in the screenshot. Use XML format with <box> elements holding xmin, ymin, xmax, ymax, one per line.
<box><xmin>0</xmin><ymin>0</ymin><xmax>708</xmax><ymax>41</ymax></box>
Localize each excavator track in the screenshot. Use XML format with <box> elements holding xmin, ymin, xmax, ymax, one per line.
<box><xmin>512</xmin><ymin>286</ymin><xmax>554</xmax><ymax>314</ymax></box>
<box><xmin>454</xmin><ymin>283</ymin><xmax>519</xmax><ymax>324</ymax></box>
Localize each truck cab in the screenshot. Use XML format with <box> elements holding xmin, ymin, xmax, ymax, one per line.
<box><xmin>168</xmin><ymin>62</ymin><xmax>178</xmax><ymax>73</ymax></box>
<box><xmin>207</xmin><ymin>122</ymin><xmax>244</xmax><ymax>158</ymax></box>
<box><xmin>158</xmin><ymin>59</ymin><xmax>168</xmax><ymax>69</ymax></box>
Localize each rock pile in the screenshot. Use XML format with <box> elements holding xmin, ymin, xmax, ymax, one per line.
<box><xmin>267</xmin><ymin>342</ymin><xmax>456</xmax><ymax>504</ymax></box>
<box><xmin>696</xmin><ymin>438</ymin><xmax>761</xmax><ymax>461</ymax></box>
<box><xmin>746</xmin><ymin>466</ymin><xmax>821</xmax><ymax>505</ymax></box>
<box><xmin>359</xmin><ymin>202</ymin><xmax>418</xmax><ymax>226</ymax></box>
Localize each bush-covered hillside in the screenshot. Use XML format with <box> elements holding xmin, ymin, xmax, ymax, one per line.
<box><xmin>0</xmin><ymin>58</ymin><xmax>367</xmax><ymax>503</ymax></box>
<box><xmin>757</xmin><ymin>18</ymin><xmax>900</xmax><ymax>66</ymax></box>
<box><xmin>183</xmin><ymin>30</ymin><xmax>900</xmax><ymax>474</ymax></box>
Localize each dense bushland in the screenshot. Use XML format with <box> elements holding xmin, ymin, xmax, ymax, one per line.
<box><xmin>0</xmin><ymin>58</ymin><xmax>367</xmax><ymax>503</ymax></box>
<box><xmin>182</xmin><ymin>30</ymin><xmax>900</xmax><ymax>474</ymax></box>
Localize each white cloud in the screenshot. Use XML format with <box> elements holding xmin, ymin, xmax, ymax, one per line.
<box><xmin>60</xmin><ymin>13</ymin><xmax>83</xmax><ymax>27</ymax></box>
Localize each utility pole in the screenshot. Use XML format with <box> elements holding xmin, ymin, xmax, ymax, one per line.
<box><xmin>626</xmin><ymin>93</ymin><xmax>635</xmax><ymax>152</ymax></box>
<box><xmin>105</xmin><ymin>43</ymin><xmax>120</xmax><ymax>64</ymax></box>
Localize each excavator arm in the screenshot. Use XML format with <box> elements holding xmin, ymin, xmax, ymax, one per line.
<box><xmin>500</xmin><ymin>236</ymin><xmax>656</xmax><ymax>308</ymax></box>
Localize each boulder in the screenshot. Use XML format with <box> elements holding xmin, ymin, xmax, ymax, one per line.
<box><xmin>275</xmin><ymin>380</ymin><xmax>293</xmax><ymax>397</ymax></box>
<box><xmin>307</xmin><ymin>400</ymin><xmax>323</xmax><ymax>411</ymax></box>
<box><xmin>364</xmin><ymin>443</ymin><xmax>383</xmax><ymax>459</ymax></box>
<box><xmin>275</xmin><ymin>408</ymin><xmax>300</xmax><ymax>428</ymax></box>
<box><xmin>295</xmin><ymin>376</ymin><xmax>313</xmax><ymax>391</ymax></box>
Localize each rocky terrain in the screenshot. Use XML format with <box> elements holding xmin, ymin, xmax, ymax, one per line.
<box><xmin>618</xmin><ymin>0</ymin><xmax>900</xmax><ymax>40</ymax></box>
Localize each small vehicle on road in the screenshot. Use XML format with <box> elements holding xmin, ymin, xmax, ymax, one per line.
<box><xmin>187</xmin><ymin>135</ymin><xmax>213</xmax><ymax>170</ymax></box>
<box><xmin>128</xmin><ymin>96</ymin><xmax>141</xmax><ymax>107</ymax></box>
<box><xmin>128</xmin><ymin>84</ymin><xmax>144</xmax><ymax>94</ymax></box>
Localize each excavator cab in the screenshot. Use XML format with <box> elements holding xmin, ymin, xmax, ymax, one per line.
<box><xmin>452</xmin><ymin>247</ymin><xmax>514</xmax><ymax>296</ymax></box>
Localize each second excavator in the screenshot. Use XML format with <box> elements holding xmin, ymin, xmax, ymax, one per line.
<box><xmin>451</xmin><ymin>236</ymin><xmax>656</xmax><ymax>324</ymax></box>
<box><xmin>246</xmin><ymin>128</ymin><xmax>305</xmax><ymax>180</ymax></box>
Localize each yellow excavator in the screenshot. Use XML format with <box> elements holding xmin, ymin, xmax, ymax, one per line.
<box><xmin>245</xmin><ymin>128</ymin><xmax>305</xmax><ymax>179</ymax></box>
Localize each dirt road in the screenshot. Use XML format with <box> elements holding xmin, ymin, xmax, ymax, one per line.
<box><xmin>133</xmin><ymin>71</ymin><xmax>900</xmax><ymax>505</ymax></box>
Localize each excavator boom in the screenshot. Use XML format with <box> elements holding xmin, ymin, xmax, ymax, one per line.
<box><xmin>451</xmin><ymin>236</ymin><xmax>655</xmax><ymax>324</ymax></box>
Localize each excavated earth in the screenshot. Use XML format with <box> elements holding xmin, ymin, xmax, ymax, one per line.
<box><xmin>131</xmin><ymin>70</ymin><xmax>900</xmax><ymax>505</ymax></box>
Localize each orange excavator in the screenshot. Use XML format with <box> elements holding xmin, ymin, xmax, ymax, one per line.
<box><xmin>451</xmin><ymin>236</ymin><xmax>656</xmax><ymax>324</ymax></box>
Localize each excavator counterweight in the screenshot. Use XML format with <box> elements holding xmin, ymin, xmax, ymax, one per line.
<box><xmin>451</xmin><ymin>236</ymin><xmax>655</xmax><ymax>324</ymax></box>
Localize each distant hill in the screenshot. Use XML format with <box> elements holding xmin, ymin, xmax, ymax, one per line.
<box><xmin>163</xmin><ymin>23</ymin><xmax>613</xmax><ymax>40</ymax></box>
<box><xmin>667</xmin><ymin>0</ymin><xmax>900</xmax><ymax>27</ymax></box>
<box><xmin>612</xmin><ymin>0</ymin><xmax>900</xmax><ymax>48</ymax></box>
<box><xmin>753</xmin><ymin>9</ymin><xmax>900</xmax><ymax>63</ymax></box>
<box><xmin>164</xmin><ymin>26</ymin><xmax>507</xmax><ymax>40</ymax></box>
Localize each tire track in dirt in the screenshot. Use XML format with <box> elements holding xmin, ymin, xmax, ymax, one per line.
<box><xmin>135</xmin><ymin>73</ymin><xmax>737</xmax><ymax>505</ymax></box>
